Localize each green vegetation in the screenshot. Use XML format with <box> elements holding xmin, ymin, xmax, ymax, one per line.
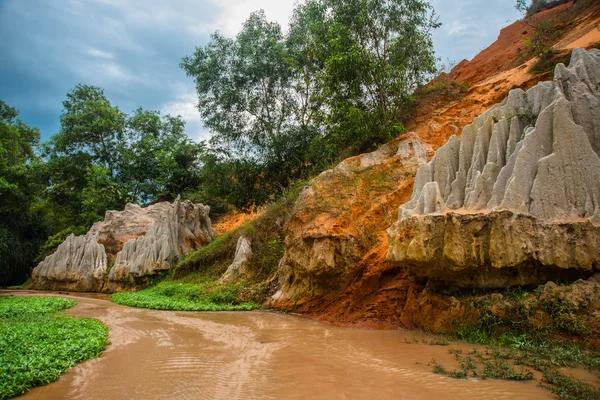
<box><xmin>0</xmin><ymin>296</ymin><xmax>108</xmax><ymax>399</ymax></box>
<box><xmin>0</xmin><ymin>101</ymin><xmax>47</xmax><ymax>286</ymax></box>
<box><xmin>421</xmin><ymin>283</ymin><xmax>600</xmax><ymax>399</ymax></box>
<box><xmin>111</xmin><ymin>282</ymin><xmax>259</xmax><ymax>311</ymax></box>
<box><xmin>113</xmin><ymin>180</ymin><xmax>305</xmax><ymax>312</ymax></box>
<box><xmin>0</xmin><ymin>89</ymin><xmax>206</xmax><ymax>287</ymax></box>
<box><xmin>175</xmin><ymin>179</ymin><xmax>304</xmax><ymax>281</ymax></box>
<box><xmin>515</xmin><ymin>0</ymin><xmax>570</xmax><ymax>17</ymax></box>
<box><xmin>431</xmin><ymin>346</ymin><xmax>600</xmax><ymax>399</ymax></box>
<box><xmin>1</xmin><ymin>0</ymin><xmax>441</xmax><ymax>287</ymax></box>
<box><xmin>38</xmin><ymin>85</ymin><xmax>206</xmax><ymax>235</ymax></box>
<box><xmin>515</xmin><ymin>0</ymin><xmax>597</xmax><ymax>75</ymax></box>
<box><xmin>181</xmin><ymin>0</ymin><xmax>439</xmax><ymax>207</ymax></box>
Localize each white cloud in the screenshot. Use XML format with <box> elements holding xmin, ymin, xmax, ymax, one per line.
<box><xmin>87</xmin><ymin>48</ymin><xmax>114</xmax><ymax>59</ymax></box>
<box><xmin>447</xmin><ymin>21</ymin><xmax>469</xmax><ymax>37</ymax></box>
<box><xmin>200</xmin><ymin>0</ymin><xmax>297</xmax><ymax>36</ymax></box>
<box><xmin>161</xmin><ymin>90</ymin><xmax>211</xmax><ymax>142</ymax></box>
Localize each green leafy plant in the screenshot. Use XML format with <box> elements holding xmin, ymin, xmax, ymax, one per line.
<box><xmin>111</xmin><ymin>282</ymin><xmax>259</xmax><ymax>311</ymax></box>
<box><xmin>0</xmin><ymin>296</ymin><xmax>108</xmax><ymax>399</ymax></box>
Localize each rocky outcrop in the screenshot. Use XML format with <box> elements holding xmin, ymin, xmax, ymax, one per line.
<box><xmin>30</xmin><ymin>198</ymin><xmax>213</xmax><ymax>292</ymax></box>
<box><xmin>270</xmin><ymin>133</ymin><xmax>430</xmax><ymax>307</ymax></box>
<box><xmin>387</xmin><ymin>48</ymin><xmax>600</xmax><ymax>288</ymax></box>
<box><xmin>219</xmin><ymin>236</ymin><xmax>252</xmax><ymax>284</ymax></box>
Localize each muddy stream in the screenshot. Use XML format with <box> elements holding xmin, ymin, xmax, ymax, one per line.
<box><xmin>4</xmin><ymin>290</ymin><xmax>552</xmax><ymax>399</ymax></box>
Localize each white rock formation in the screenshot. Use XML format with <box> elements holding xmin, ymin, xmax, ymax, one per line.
<box><xmin>399</xmin><ymin>48</ymin><xmax>600</xmax><ymax>222</ymax></box>
<box><xmin>219</xmin><ymin>236</ymin><xmax>253</xmax><ymax>284</ymax></box>
<box><xmin>31</xmin><ymin>198</ymin><xmax>213</xmax><ymax>292</ymax></box>
<box><xmin>388</xmin><ymin>48</ymin><xmax>600</xmax><ymax>288</ymax></box>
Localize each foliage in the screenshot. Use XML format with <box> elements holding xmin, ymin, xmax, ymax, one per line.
<box><xmin>431</xmin><ymin>282</ymin><xmax>600</xmax><ymax>399</ymax></box>
<box><xmin>0</xmin><ymin>296</ymin><xmax>108</xmax><ymax>399</ymax></box>
<box><xmin>433</xmin><ymin>345</ymin><xmax>600</xmax><ymax>400</ymax></box>
<box><xmin>175</xmin><ymin>179</ymin><xmax>306</xmax><ymax>281</ymax></box>
<box><xmin>182</xmin><ymin>1</ymin><xmax>439</xmax><ymax>207</ymax></box>
<box><xmin>111</xmin><ymin>282</ymin><xmax>259</xmax><ymax>311</ymax></box>
<box><xmin>0</xmin><ymin>100</ymin><xmax>48</xmax><ymax>286</ymax></box>
<box><xmin>297</xmin><ymin>0</ymin><xmax>440</xmax><ymax>153</ymax></box>
<box><xmin>515</xmin><ymin>0</ymin><xmax>570</xmax><ymax>17</ymax></box>
<box><xmin>542</xmin><ymin>369</ymin><xmax>600</xmax><ymax>400</ymax></box>
<box><xmin>514</xmin><ymin>0</ymin><xmax>585</xmax><ymax>75</ymax></box>
<box><xmin>122</xmin><ymin>179</ymin><xmax>310</xmax><ymax>312</ymax></box>
<box><xmin>522</xmin><ymin>19</ymin><xmax>562</xmax><ymax>74</ymax></box>
<box><xmin>36</xmin><ymin>85</ymin><xmax>205</xmax><ymax>238</ymax></box>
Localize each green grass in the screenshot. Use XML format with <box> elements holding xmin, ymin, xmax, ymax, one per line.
<box><xmin>111</xmin><ymin>281</ymin><xmax>260</xmax><ymax>311</ymax></box>
<box><xmin>420</xmin><ymin>282</ymin><xmax>600</xmax><ymax>399</ymax></box>
<box><xmin>111</xmin><ymin>180</ymin><xmax>309</xmax><ymax>313</ymax></box>
<box><xmin>0</xmin><ymin>296</ymin><xmax>108</xmax><ymax>399</ymax></box>
<box><xmin>5</xmin><ymin>278</ymin><xmax>29</xmax><ymax>290</ymax></box>
<box><xmin>174</xmin><ymin>180</ymin><xmax>305</xmax><ymax>283</ymax></box>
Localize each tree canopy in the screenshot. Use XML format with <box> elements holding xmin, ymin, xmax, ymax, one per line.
<box><xmin>0</xmin><ymin>0</ymin><xmax>440</xmax><ymax>285</ymax></box>
<box><xmin>181</xmin><ymin>0</ymin><xmax>439</xmax><ymax>206</ymax></box>
<box><xmin>0</xmin><ymin>100</ymin><xmax>46</xmax><ymax>286</ymax></box>
<box><xmin>37</xmin><ymin>85</ymin><xmax>205</xmax><ymax>234</ymax></box>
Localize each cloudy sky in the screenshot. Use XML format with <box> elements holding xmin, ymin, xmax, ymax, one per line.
<box><xmin>0</xmin><ymin>0</ymin><xmax>521</xmax><ymax>142</ymax></box>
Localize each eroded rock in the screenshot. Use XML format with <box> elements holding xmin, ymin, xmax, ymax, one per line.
<box><xmin>30</xmin><ymin>198</ymin><xmax>213</xmax><ymax>292</ymax></box>
<box><xmin>387</xmin><ymin>48</ymin><xmax>600</xmax><ymax>288</ymax></box>
<box><xmin>270</xmin><ymin>133</ymin><xmax>429</xmax><ymax>307</ymax></box>
<box><xmin>219</xmin><ymin>236</ymin><xmax>252</xmax><ymax>284</ymax></box>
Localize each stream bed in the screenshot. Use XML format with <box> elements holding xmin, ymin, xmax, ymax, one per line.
<box><xmin>3</xmin><ymin>290</ymin><xmax>551</xmax><ymax>400</ymax></box>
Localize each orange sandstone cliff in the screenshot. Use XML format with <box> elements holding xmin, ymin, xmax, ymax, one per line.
<box><xmin>266</xmin><ymin>0</ymin><xmax>600</xmax><ymax>344</ymax></box>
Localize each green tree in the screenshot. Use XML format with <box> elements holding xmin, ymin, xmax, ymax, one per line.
<box><xmin>123</xmin><ymin>108</ymin><xmax>204</xmax><ymax>203</ymax></box>
<box><xmin>182</xmin><ymin>11</ymin><xmax>296</xmax><ymax>159</ymax></box>
<box><xmin>182</xmin><ymin>11</ymin><xmax>317</xmax><ymax>206</ymax></box>
<box><xmin>0</xmin><ymin>100</ymin><xmax>47</xmax><ymax>285</ymax></box>
<box><xmin>40</xmin><ymin>85</ymin><xmax>205</xmax><ymax>234</ymax></box>
<box><xmin>182</xmin><ymin>2</ymin><xmax>439</xmax><ymax>207</ymax></box>
<box><xmin>39</xmin><ymin>85</ymin><xmax>129</xmax><ymax>232</ymax></box>
<box><xmin>292</xmin><ymin>0</ymin><xmax>439</xmax><ymax>154</ymax></box>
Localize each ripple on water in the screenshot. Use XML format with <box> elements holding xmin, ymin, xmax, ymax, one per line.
<box><xmin>9</xmin><ymin>291</ymin><xmax>553</xmax><ymax>400</ymax></box>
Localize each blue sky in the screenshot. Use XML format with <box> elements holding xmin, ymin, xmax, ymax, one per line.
<box><xmin>0</xmin><ymin>0</ymin><xmax>521</xmax><ymax>142</ymax></box>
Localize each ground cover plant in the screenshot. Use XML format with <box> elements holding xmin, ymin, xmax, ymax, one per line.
<box><xmin>0</xmin><ymin>296</ymin><xmax>108</xmax><ymax>399</ymax></box>
<box><xmin>111</xmin><ymin>180</ymin><xmax>306</xmax><ymax>312</ymax></box>
<box><xmin>422</xmin><ymin>282</ymin><xmax>600</xmax><ymax>399</ymax></box>
<box><xmin>111</xmin><ymin>281</ymin><xmax>260</xmax><ymax>311</ymax></box>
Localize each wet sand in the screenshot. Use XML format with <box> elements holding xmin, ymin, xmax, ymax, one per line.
<box><xmin>3</xmin><ymin>290</ymin><xmax>551</xmax><ymax>400</ymax></box>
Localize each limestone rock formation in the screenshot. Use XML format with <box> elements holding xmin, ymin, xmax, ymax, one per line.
<box><xmin>219</xmin><ymin>236</ymin><xmax>252</xmax><ymax>284</ymax></box>
<box><xmin>30</xmin><ymin>198</ymin><xmax>213</xmax><ymax>292</ymax></box>
<box><xmin>387</xmin><ymin>48</ymin><xmax>600</xmax><ymax>288</ymax></box>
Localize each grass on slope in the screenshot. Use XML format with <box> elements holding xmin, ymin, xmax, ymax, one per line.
<box><xmin>112</xmin><ymin>180</ymin><xmax>310</xmax><ymax>313</ymax></box>
<box><xmin>111</xmin><ymin>182</ymin><xmax>308</xmax><ymax>313</ymax></box>
<box><xmin>0</xmin><ymin>296</ymin><xmax>108</xmax><ymax>399</ymax></box>
<box><xmin>111</xmin><ymin>281</ymin><xmax>260</xmax><ymax>311</ymax></box>
<box><xmin>426</xmin><ymin>285</ymin><xmax>600</xmax><ymax>400</ymax></box>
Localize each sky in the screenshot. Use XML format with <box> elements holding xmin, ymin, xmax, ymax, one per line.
<box><xmin>0</xmin><ymin>0</ymin><xmax>521</xmax><ymax>142</ymax></box>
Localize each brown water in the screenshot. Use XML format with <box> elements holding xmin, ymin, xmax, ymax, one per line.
<box><xmin>5</xmin><ymin>291</ymin><xmax>551</xmax><ymax>400</ymax></box>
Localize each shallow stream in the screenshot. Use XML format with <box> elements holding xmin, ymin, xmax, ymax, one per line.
<box><xmin>5</xmin><ymin>290</ymin><xmax>551</xmax><ymax>400</ymax></box>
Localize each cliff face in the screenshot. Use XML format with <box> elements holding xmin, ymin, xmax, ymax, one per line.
<box><xmin>269</xmin><ymin>134</ymin><xmax>429</xmax><ymax>309</ymax></box>
<box><xmin>30</xmin><ymin>198</ymin><xmax>213</xmax><ymax>292</ymax></box>
<box><xmin>387</xmin><ymin>48</ymin><xmax>600</xmax><ymax>288</ymax></box>
<box><xmin>269</xmin><ymin>0</ymin><xmax>600</xmax><ymax>330</ymax></box>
